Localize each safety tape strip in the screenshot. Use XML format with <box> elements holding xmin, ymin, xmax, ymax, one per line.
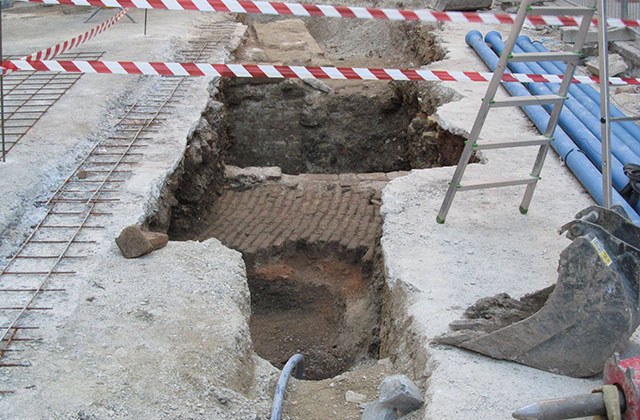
<box><xmin>27</xmin><ymin>8</ymin><xmax>129</xmax><ymax>61</ymax></box>
<box><xmin>3</xmin><ymin>59</ymin><xmax>640</xmax><ymax>85</ymax></box>
<box><xmin>16</xmin><ymin>0</ymin><xmax>640</xmax><ymax>28</ymax></box>
<box><xmin>2</xmin><ymin>8</ymin><xmax>129</xmax><ymax>74</ymax></box>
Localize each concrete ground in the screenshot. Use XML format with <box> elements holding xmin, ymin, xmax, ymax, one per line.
<box><xmin>0</xmin><ymin>3</ymin><xmax>243</xmax><ymax>254</ymax></box>
<box><xmin>379</xmin><ymin>21</ymin><xmax>640</xmax><ymax>419</ymax></box>
<box><xmin>1</xmin><ymin>2</ymin><xmax>640</xmax><ymax>420</ymax></box>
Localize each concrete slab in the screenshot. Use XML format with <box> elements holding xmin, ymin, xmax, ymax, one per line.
<box><xmin>561</xmin><ymin>26</ymin><xmax>637</xmax><ymax>44</ymax></box>
<box><xmin>380</xmin><ymin>22</ymin><xmax>640</xmax><ymax>419</ymax></box>
<box><xmin>0</xmin><ymin>239</ymin><xmax>276</xmax><ymax>419</ymax></box>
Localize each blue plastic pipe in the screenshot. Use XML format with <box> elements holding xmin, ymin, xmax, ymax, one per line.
<box><xmin>528</xmin><ymin>38</ymin><xmax>640</xmax><ymax>143</ymax></box>
<box><xmin>515</xmin><ymin>35</ymin><xmax>640</xmax><ymax>158</ymax></box>
<box><xmin>507</xmin><ymin>42</ymin><xmax>640</xmax><ymax>169</ymax></box>
<box><xmin>510</xmin><ymin>42</ymin><xmax>640</xmax><ymax>167</ymax></box>
<box><xmin>485</xmin><ymin>31</ymin><xmax>629</xmax><ymax>192</ymax></box>
<box><xmin>465</xmin><ymin>30</ymin><xmax>639</xmax><ymax>222</ymax></box>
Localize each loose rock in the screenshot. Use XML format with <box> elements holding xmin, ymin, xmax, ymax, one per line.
<box><xmin>362</xmin><ymin>401</ymin><xmax>397</xmax><ymax>420</ymax></box>
<box><xmin>145</xmin><ymin>231</ymin><xmax>169</xmax><ymax>250</ymax></box>
<box><xmin>115</xmin><ymin>225</ymin><xmax>169</xmax><ymax>259</ymax></box>
<box><xmin>586</xmin><ymin>54</ymin><xmax>628</xmax><ymax>77</ymax></box>
<box><xmin>346</xmin><ymin>390</ymin><xmax>368</xmax><ymax>404</ymax></box>
<box><xmin>379</xmin><ymin>375</ymin><xmax>424</xmax><ymax>414</ymax></box>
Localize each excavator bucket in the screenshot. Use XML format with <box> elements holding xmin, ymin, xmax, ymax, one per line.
<box><xmin>436</xmin><ymin>205</ymin><xmax>640</xmax><ymax>377</ymax></box>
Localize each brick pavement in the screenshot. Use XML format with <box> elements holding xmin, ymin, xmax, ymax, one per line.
<box><xmin>198</xmin><ymin>182</ymin><xmax>384</xmax><ymax>262</ymax></box>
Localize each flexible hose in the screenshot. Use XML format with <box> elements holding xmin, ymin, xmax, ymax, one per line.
<box><xmin>270</xmin><ymin>354</ymin><xmax>305</xmax><ymax>420</ymax></box>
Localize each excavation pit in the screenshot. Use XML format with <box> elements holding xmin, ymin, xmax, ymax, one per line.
<box><xmin>146</xmin><ymin>17</ymin><xmax>474</xmax><ymax>238</ymax></box>
<box><xmin>223</xmin><ymin>17</ymin><xmax>472</xmax><ymax>175</ymax></box>
<box><xmin>247</xmin><ymin>251</ymin><xmax>380</xmax><ymax>380</ymax></box>
<box><xmin>141</xmin><ymin>16</ymin><xmax>466</xmax><ymax>388</ymax></box>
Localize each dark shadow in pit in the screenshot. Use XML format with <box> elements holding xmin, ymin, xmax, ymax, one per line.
<box><xmin>247</xmin><ymin>249</ymin><xmax>380</xmax><ymax>380</ymax></box>
<box><xmin>221</xmin><ymin>80</ymin><xmax>475</xmax><ymax>175</ymax></box>
<box><xmin>224</xmin><ymin>16</ymin><xmax>474</xmax><ymax>175</ymax></box>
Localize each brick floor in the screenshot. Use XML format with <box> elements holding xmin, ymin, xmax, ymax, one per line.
<box><xmin>198</xmin><ymin>184</ymin><xmax>383</xmax><ymax>261</ymax></box>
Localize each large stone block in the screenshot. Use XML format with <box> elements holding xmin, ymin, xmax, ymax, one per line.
<box><xmin>561</xmin><ymin>27</ymin><xmax>636</xmax><ymax>44</ymax></box>
<box><xmin>362</xmin><ymin>401</ymin><xmax>397</xmax><ymax>420</ymax></box>
<box><xmin>379</xmin><ymin>375</ymin><xmax>424</xmax><ymax>414</ymax></box>
<box><xmin>431</xmin><ymin>0</ymin><xmax>491</xmax><ymax>11</ymax></box>
<box><xmin>586</xmin><ymin>54</ymin><xmax>628</xmax><ymax>77</ymax></box>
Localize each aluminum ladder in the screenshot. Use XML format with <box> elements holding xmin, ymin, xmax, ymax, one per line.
<box><xmin>436</xmin><ymin>0</ymin><xmax>595</xmax><ymax>224</ymax></box>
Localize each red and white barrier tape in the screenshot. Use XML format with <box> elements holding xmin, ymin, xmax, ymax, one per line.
<box><xmin>3</xmin><ymin>8</ymin><xmax>129</xmax><ymax>74</ymax></box>
<box><xmin>16</xmin><ymin>0</ymin><xmax>640</xmax><ymax>28</ymax></box>
<box><xmin>3</xmin><ymin>59</ymin><xmax>640</xmax><ymax>85</ymax></box>
<box><xmin>27</xmin><ymin>8</ymin><xmax>129</xmax><ymax>61</ymax></box>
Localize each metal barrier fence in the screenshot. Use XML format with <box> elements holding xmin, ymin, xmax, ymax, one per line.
<box><xmin>565</xmin><ymin>0</ymin><xmax>640</xmax><ymax>20</ymax></box>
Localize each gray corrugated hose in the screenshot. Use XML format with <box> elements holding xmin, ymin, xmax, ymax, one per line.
<box><xmin>270</xmin><ymin>354</ymin><xmax>305</xmax><ymax>420</ymax></box>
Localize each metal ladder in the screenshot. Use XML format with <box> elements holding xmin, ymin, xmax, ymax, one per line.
<box><xmin>436</xmin><ymin>0</ymin><xmax>595</xmax><ymax>224</ymax></box>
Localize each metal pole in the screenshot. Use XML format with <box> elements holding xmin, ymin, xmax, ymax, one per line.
<box><xmin>1</xmin><ymin>2</ymin><xmax>6</xmax><ymax>163</ymax></box>
<box><xmin>599</xmin><ymin>0</ymin><xmax>612</xmax><ymax>208</ymax></box>
<box><xmin>144</xmin><ymin>9</ymin><xmax>147</xmax><ymax>35</ymax></box>
<box><xmin>84</xmin><ymin>6</ymin><xmax>103</xmax><ymax>23</ymax></box>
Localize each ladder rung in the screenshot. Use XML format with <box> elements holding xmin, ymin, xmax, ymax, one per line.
<box><xmin>508</xmin><ymin>52</ymin><xmax>580</xmax><ymax>63</ymax></box>
<box><xmin>475</xmin><ymin>136</ymin><xmax>552</xmax><ymax>150</ymax></box>
<box><xmin>527</xmin><ymin>6</ymin><xmax>595</xmax><ymax>16</ymax></box>
<box><xmin>611</xmin><ymin>116</ymin><xmax>640</xmax><ymax>122</ymax></box>
<box><xmin>457</xmin><ymin>177</ymin><xmax>538</xmax><ymax>191</ymax></box>
<box><xmin>490</xmin><ymin>95</ymin><xmax>566</xmax><ymax>108</ymax></box>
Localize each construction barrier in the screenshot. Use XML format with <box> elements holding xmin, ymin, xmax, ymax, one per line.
<box><xmin>2</xmin><ymin>8</ymin><xmax>129</xmax><ymax>74</ymax></box>
<box><xmin>3</xmin><ymin>59</ymin><xmax>640</xmax><ymax>85</ymax></box>
<box><xmin>16</xmin><ymin>0</ymin><xmax>640</xmax><ymax>27</ymax></box>
<box><xmin>25</xmin><ymin>8</ymin><xmax>128</xmax><ymax>61</ymax></box>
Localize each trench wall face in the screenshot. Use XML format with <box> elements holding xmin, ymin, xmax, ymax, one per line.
<box><xmin>223</xmin><ymin>79</ymin><xmax>415</xmax><ymax>174</ymax></box>
<box><xmin>222</xmin><ymin>79</ymin><xmax>471</xmax><ymax>175</ymax></box>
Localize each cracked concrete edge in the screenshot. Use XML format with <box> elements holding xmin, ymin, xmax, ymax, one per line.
<box><xmin>138</xmin><ymin>85</ymin><xmax>218</xmax><ymax>229</ymax></box>
<box><xmin>378</xmin><ymin>234</ymin><xmax>432</xmax><ymax>420</ymax></box>
<box><xmin>139</xmin><ymin>25</ymin><xmax>248</xmax><ymax>230</ymax></box>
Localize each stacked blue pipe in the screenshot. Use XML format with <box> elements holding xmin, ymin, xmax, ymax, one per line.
<box><xmin>517</xmin><ymin>36</ymin><xmax>640</xmax><ymax>158</ymax></box>
<box><xmin>485</xmin><ymin>31</ymin><xmax>634</xmax><ymax>192</ymax></box>
<box><xmin>465</xmin><ymin>30</ymin><xmax>640</xmax><ymax>222</ymax></box>
<box><xmin>525</xmin><ymin>36</ymin><xmax>640</xmax><ymax>148</ymax></box>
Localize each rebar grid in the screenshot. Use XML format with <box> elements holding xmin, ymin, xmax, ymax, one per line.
<box><xmin>0</xmin><ymin>23</ymin><xmax>228</xmax><ymax>393</ymax></box>
<box><xmin>1</xmin><ymin>51</ymin><xmax>104</xmax><ymax>157</ymax></box>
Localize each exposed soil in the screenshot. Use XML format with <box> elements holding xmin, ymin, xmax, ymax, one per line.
<box><xmin>461</xmin><ymin>285</ymin><xmax>555</xmax><ymax>331</ymax></box>
<box><xmin>248</xmin><ymin>252</ymin><xmax>376</xmax><ymax>380</ymax></box>
<box><xmin>222</xmin><ymin>79</ymin><xmax>418</xmax><ymax>174</ymax></box>
<box><xmin>284</xmin><ymin>358</ymin><xmax>397</xmax><ymax>420</ymax></box>
<box><xmin>433</xmin><ymin>285</ymin><xmax>557</xmax><ymax>346</ymax></box>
